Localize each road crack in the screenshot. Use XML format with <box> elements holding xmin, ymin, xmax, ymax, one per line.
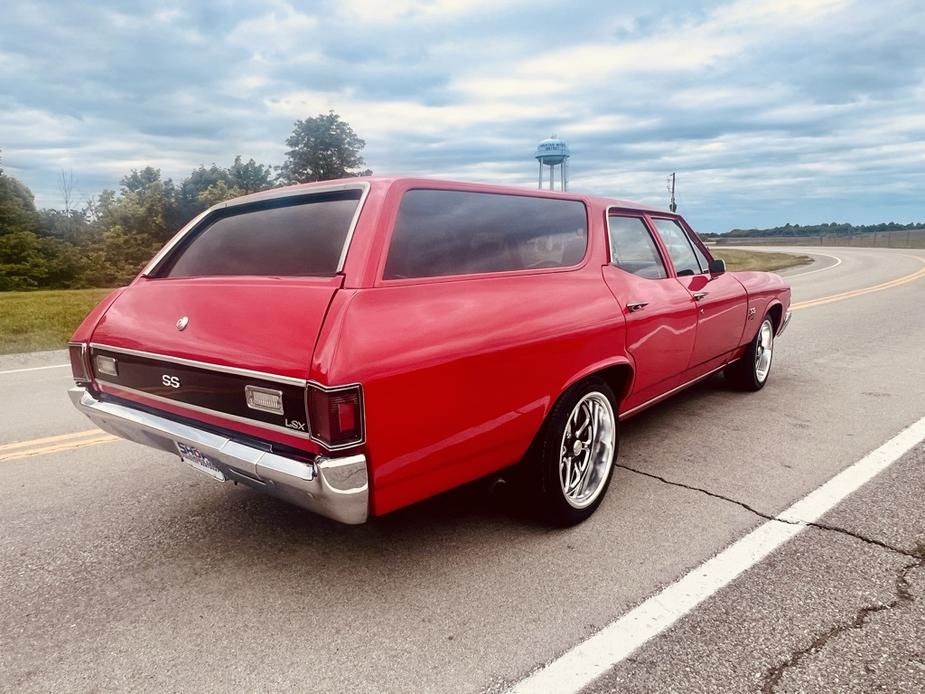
<box><xmin>615</xmin><ymin>463</ymin><xmax>918</xmax><ymax>559</ymax></box>
<box><xmin>614</xmin><ymin>463</ymin><xmax>925</xmax><ymax>693</ymax></box>
<box><xmin>760</xmin><ymin>549</ymin><xmax>924</xmax><ymax>693</ymax></box>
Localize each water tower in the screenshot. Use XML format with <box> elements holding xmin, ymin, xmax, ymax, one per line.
<box><xmin>535</xmin><ymin>136</ymin><xmax>570</xmax><ymax>191</ymax></box>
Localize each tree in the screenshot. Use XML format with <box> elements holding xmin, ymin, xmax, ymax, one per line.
<box><xmin>197</xmin><ymin>180</ymin><xmax>245</xmax><ymax>208</ymax></box>
<box><xmin>278</xmin><ymin>111</ymin><xmax>371</xmax><ymax>184</ymax></box>
<box><xmin>228</xmin><ymin>155</ymin><xmax>273</xmax><ymax>193</ymax></box>
<box><xmin>113</xmin><ymin>167</ymin><xmax>180</xmax><ymax>244</ymax></box>
<box><xmin>0</xmin><ymin>230</ymin><xmax>81</xmax><ymax>290</ymax></box>
<box><xmin>0</xmin><ymin>172</ymin><xmax>40</xmax><ymax>236</ymax></box>
<box><xmin>176</xmin><ymin>156</ymin><xmax>273</xmax><ymax>221</ymax></box>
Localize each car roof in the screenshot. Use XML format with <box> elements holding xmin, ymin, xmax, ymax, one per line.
<box><xmin>221</xmin><ymin>176</ymin><xmax>668</xmax><ymax>216</ymax></box>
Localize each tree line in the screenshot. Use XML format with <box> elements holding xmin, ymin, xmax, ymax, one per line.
<box><xmin>703</xmin><ymin>221</ymin><xmax>925</xmax><ymax>239</ymax></box>
<box><xmin>0</xmin><ymin>112</ymin><xmax>370</xmax><ymax>291</ymax></box>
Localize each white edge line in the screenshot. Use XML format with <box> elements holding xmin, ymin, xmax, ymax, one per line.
<box><xmin>508</xmin><ymin>414</ymin><xmax>925</xmax><ymax>694</ymax></box>
<box><xmin>0</xmin><ymin>363</ymin><xmax>69</xmax><ymax>376</ymax></box>
<box><xmin>784</xmin><ymin>251</ymin><xmax>842</xmax><ymax>278</ymax></box>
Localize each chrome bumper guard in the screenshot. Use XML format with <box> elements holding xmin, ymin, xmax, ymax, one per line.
<box><xmin>69</xmin><ymin>387</ymin><xmax>368</xmax><ymax>524</ymax></box>
<box><xmin>778</xmin><ymin>310</ymin><xmax>792</xmax><ymax>336</ymax></box>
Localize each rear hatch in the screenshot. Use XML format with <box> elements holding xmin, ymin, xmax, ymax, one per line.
<box><xmin>86</xmin><ymin>187</ymin><xmax>366</xmax><ymax>441</ymax></box>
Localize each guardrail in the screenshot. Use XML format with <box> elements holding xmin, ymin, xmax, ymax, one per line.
<box><xmin>710</xmin><ymin>230</ymin><xmax>925</xmax><ymax>249</ymax></box>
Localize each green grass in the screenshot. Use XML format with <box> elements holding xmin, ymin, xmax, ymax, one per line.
<box><xmin>0</xmin><ymin>288</ymin><xmax>114</xmax><ymax>355</ymax></box>
<box><xmin>711</xmin><ymin>248</ymin><xmax>812</xmax><ymax>273</ymax></box>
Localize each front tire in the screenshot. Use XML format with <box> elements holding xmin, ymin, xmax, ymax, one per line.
<box><xmin>725</xmin><ymin>315</ymin><xmax>775</xmax><ymax>391</ymax></box>
<box><xmin>526</xmin><ymin>379</ymin><xmax>618</xmax><ymax>526</ymax></box>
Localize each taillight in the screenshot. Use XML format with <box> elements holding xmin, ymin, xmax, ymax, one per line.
<box><xmin>307</xmin><ymin>385</ymin><xmax>364</xmax><ymax>448</ymax></box>
<box><xmin>68</xmin><ymin>343</ymin><xmax>89</xmax><ymax>383</ymax></box>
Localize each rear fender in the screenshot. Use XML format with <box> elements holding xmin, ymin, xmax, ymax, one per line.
<box><xmin>69</xmin><ymin>288</ymin><xmax>127</xmax><ymax>343</ymax></box>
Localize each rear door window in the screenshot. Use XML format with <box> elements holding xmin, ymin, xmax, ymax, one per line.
<box><xmin>384</xmin><ymin>190</ymin><xmax>588</xmax><ymax>279</ymax></box>
<box><xmin>608</xmin><ymin>215</ymin><xmax>667</xmax><ymax>279</ymax></box>
<box><xmin>158</xmin><ymin>189</ymin><xmax>363</xmax><ymax>278</ymax></box>
<box><xmin>650</xmin><ymin>218</ymin><xmax>704</xmax><ymax>276</ymax></box>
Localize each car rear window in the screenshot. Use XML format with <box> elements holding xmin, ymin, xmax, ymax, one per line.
<box><xmin>384</xmin><ymin>189</ymin><xmax>588</xmax><ymax>280</ymax></box>
<box><xmin>158</xmin><ymin>189</ymin><xmax>363</xmax><ymax>278</ymax></box>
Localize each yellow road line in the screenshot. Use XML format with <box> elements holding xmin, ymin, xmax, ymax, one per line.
<box><xmin>791</xmin><ymin>260</ymin><xmax>925</xmax><ymax>311</ymax></box>
<box><xmin>0</xmin><ymin>428</ymin><xmax>108</xmax><ymax>452</ymax></box>
<box><xmin>0</xmin><ymin>433</ymin><xmax>118</xmax><ymax>462</ymax></box>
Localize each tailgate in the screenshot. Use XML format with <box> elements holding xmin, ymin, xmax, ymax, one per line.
<box><xmin>87</xmin><ymin>276</ymin><xmax>341</xmax><ymax>440</ymax></box>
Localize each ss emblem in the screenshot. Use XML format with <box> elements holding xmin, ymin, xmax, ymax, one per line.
<box><xmin>161</xmin><ymin>374</ymin><xmax>181</xmax><ymax>389</ymax></box>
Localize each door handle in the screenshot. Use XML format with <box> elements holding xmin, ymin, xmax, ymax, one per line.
<box><xmin>693</xmin><ymin>291</ymin><xmax>708</xmax><ymax>301</ymax></box>
<box><xmin>626</xmin><ymin>301</ymin><xmax>649</xmax><ymax>312</ymax></box>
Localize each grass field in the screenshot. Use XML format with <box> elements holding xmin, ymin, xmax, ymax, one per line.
<box><xmin>710</xmin><ymin>248</ymin><xmax>812</xmax><ymax>272</ymax></box>
<box><xmin>0</xmin><ymin>288</ymin><xmax>114</xmax><ymax>355</ymax></box>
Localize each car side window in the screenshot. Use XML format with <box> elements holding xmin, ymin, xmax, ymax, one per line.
<box><xmin>685</xmin><ymin>227</ymin><xmax>711</xmax><ymax>272</ymax></box>
<box><xmin>608</xmin><ymin>215</ymin><xmax>668</xmax><ymax>279</ymax></box>
<box><xmin>651</xmin><ymin>218</ymin><xmax>703</xmax><ymax>276</ymax></box>
<box><xmin>384</xmin><ymin>190</ymin><xmax>588</xmax><ymax>279</ymax></box>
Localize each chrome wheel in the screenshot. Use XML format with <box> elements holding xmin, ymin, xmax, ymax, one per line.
<box><xmin>558</xmin><ymin>392</ymin><xmax>616</xmax><ymax>509</ymax></box>
<box><xmin>755</xmin><ymin>318</ymin><xmax>774</xmax><ymax>383</ymax></box>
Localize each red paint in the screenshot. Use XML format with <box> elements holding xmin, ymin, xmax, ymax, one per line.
<box><xmin>72</xmin><ymin>177</ymin><xmax>791</xmax><ymax>518</ymax></box>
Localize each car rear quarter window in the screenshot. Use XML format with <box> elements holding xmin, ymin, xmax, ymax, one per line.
<box><xmin>651</xmin><ymin>218</ymin><xmax>703</xmax><ymax>276</ymax></box>
<box><xmin>158</xmin><ymin>189</ymin><xmax>363</xmax><ymax>278</ymax></box>
<box><xmin>383</xmin><ymin>190</ymin><xmax>588</xmax><ymax>280</ymax></box>
<box><xmin>608</xmin><ymin>215</ymin><xmax>667</xmax><ymax>279</ymax></box>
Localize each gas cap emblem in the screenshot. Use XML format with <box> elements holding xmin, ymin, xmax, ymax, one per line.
<box><xmin>176</xmin><ymin>316</ymin><xmax>189</xmax><ymax>331</ymax></box>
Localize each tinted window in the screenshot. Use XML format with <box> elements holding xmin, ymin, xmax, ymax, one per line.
<box><xmin>160</xmin><ymin>190</ymin><xmax>362</xmax><ymax>278</ymax></box>
<box><xmin>651</xmin><ymin>218</ymin><xmax>702</xmax><ymax>276</ymax></box>
<box><xmin>608</xmin><ymin>216</ymin><xmax>667</xmax><ymax>279</ymax></box>
<box><xmin>384</xmin><ymin>190</ymin><xmax>587</xmax><ymax>279</ymax></box>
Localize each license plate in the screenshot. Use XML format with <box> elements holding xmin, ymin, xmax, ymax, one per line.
<box><xmin>176</xmin><ymin>441</ymin><xmax>225</xmax><ymax>481</ymax></box>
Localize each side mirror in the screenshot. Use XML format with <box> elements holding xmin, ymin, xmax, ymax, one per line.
<box><xmin>708</xmin><ymin>258</ymin><xmax>726</xmax><ymax>274</ymax></box>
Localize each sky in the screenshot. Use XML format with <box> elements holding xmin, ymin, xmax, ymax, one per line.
<box><xmin>1</xmin><ymin>0</ymin><xmax>923</xmax><ymax>233</ymax></box>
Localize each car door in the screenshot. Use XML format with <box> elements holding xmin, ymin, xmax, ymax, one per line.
<box><xmin>601</xmin><ymin>213</ymin><xmax>698</xmax><ymax>413</ymax></box>
<box><xmin>648</xmin><ymin>216</ymin><xmax>748</xmax><ymax>375</ymax></box>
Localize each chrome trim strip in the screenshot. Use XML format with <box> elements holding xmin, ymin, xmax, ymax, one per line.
<box><xmin>98</xmin><ymin>381</ymin><xmax>314</xmax><ymax>440</ymax></box>
<box><xmin>605</xmin><ymin>205</ymin><xmax>668</xmax><ymax>272</ymax></box>
<box><xmin>619</xmin><ymin>364</ymin><xmax>726</xmax><ymax>420</ymax></box>
<box><xmin>304</xmin><ymin>382</ymin><xmax>367</xmax><ymax>452</ymax></box>
<box><xmin>140</xmin><ymin>181</ymin><xmax>371</xmax><ymax>277</ymax></box>
<box><xmin>335</xmin><ymin>181</ymin><xmax>371</xmax><ymax>273</ymax></box>
<box><xmin>67</xmin><ymin>341</ymin><xmax>92</xmax><ymax>384</ymax></box>
<box><xmin>69</xmin><ymin>386</ymin><xmax>369</xmax><ymax>524</ymax></box>
<box><xmin>89</xmin><ymin>343</ymin><xmax>370</xmax><ymax>451</ymax></box>
<box><xmin>141</xmin><ymin>207</ymin><xmax>216</xmax><ymax>277</ymax></box>
<box><xmin>89</xmin><ymin>343</ymin><xmax>308</xmax><ymax>387</ymax></box>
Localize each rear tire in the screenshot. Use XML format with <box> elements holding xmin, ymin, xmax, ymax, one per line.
<box><xmin>725</xmin><ymin>315</ymin><xmax>775</xmax><ymax>391</ymax></box>
<box><xmin>524</xmin><ymin>378</ymin><xmax>618</xmax><ymax>526</ymax></box>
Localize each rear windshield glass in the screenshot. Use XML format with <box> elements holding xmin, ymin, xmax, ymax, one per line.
<box><xmin>159</xmin><ymin>189</ymin><xmax>362</xmax><ymax>278</ymax></box>
<box><xmin>384</xmin><ymin>190</ymin><xmax>588</xmax><ymax>279</ymax></box>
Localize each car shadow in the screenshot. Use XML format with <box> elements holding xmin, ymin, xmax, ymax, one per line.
<box><xmin>114</xmin><ymin>370</ymin><xmax>745</xmax><ymax>584</ymax></box>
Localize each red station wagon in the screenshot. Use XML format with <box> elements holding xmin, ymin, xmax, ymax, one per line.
<box><xmin>68</xmin><ymin>177</ymin><xmax>791</xmax><ymax>525</ymax></box>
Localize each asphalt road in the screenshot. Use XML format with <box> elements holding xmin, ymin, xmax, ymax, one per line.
<box><xmin>1</xmin><ymin>246</ymin><xmax>923</xmax><ymax>693</ymax></box>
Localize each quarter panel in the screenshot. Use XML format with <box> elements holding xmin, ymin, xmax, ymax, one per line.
<box><xmin>319</xmin><ymin>270</ymin><xmax>626</xmax><ymax>516</ymax></box>
<box><xmin>732</xmin><ymin>271</ymin><xmax>792</xmax><ymax>344</ymax></box>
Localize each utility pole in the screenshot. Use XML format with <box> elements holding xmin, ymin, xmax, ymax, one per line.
<box><xmin>668</xmin><ymin>172</ymin><xmax>677</xmax><ymax>213</ymax></box>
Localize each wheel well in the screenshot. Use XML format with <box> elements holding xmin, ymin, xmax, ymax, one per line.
<box><xmin>767</xmin><ymin>303</ymin><xmax>783</xmax><ymax>332</ymax></box>
<box><xmin>590</xmin><ymin>363</ymin><xmax>633</xmax><ymax>409</ymax></box>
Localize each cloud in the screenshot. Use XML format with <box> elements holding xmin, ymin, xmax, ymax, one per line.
<box><xmin>1</xmin><ymin>0</ymin><xmax>924</xmax><ymax>230</ymax></box>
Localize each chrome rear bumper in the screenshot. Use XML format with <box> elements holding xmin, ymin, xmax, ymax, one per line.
<box><xmin>69</xmin><ymin>387</ymin><xmax>368</xmax><ymax>524</ymax></box>
<box><xmin>778</xmin><ymin>310</ymin><xmax>792</xmax><ymax>336</ymax></box>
